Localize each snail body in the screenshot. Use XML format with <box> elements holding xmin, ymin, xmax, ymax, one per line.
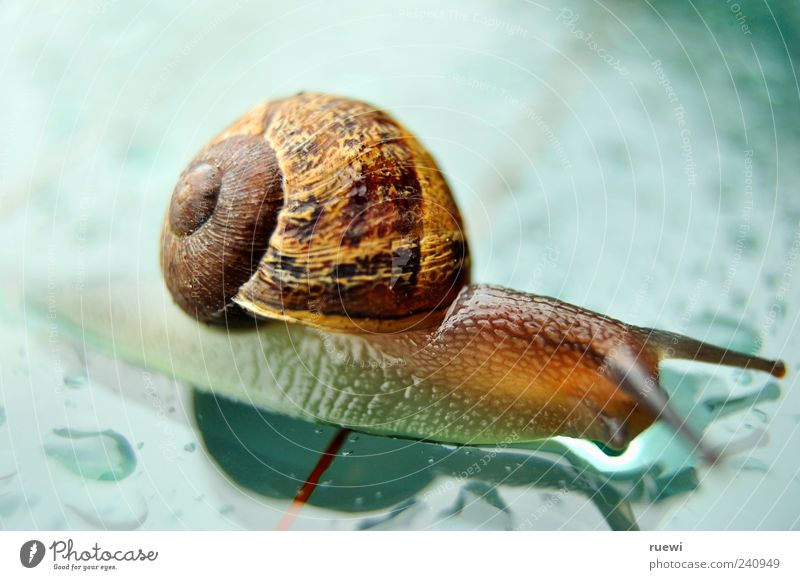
<box><xmin>161</xmin><ymin>93</ymin><xmax>785</xmax><ymax>451</ymax></box>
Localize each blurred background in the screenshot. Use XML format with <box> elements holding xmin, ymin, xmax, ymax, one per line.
<box><xmin>1</xmin><ymin>0</ymin><xmax>799</xmax><ymax>530</ymax></box>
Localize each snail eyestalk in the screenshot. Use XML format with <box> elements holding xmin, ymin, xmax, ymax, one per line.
<box><xmin>638</xmin><ymin>328</ymin><xmax>786</xmax><ymax>378</ymax></box>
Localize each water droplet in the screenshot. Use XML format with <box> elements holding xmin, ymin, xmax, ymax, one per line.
<box><xmin>427</xmin><ymin>457</ymin><xmax>434</xmax><ymax>464</ymax></box>
<box><xmin>464</xmin><ymin>450</ymin><xmax>471</xmax><ymax>456</ymax></box>
<box><xmin>136</xmin><ymin>442</ymin><xmax>144</xmax><ymax>450</ymax></box>
<box><xmin>438</xmin><ymin>483</ymin><xmax>513</xmax><ymax>530</ymax></box>
<box><xmin>751</xmin><ymin>408</ymin><xmax>768</xmax><ymax>423</ymax></box>
<box><xmin>730</xmin><ymin>292</ymin><xmax>747</xmax><ymax>308</ymax></box>
<box><xmin>735</xmin><ymin>231</ymin><xmax>759</xmax><ymax>253</ymax></box>
<box><xmin>341</xmin><ymin>450</ymin><xmax>352</xmax><ymax>457</ymax></box>
<box><xmin>184</xmin><ymin>442</ymin><xmax>197</xmax><ymax>452</ymax></box>
<box><xmin>67</xmin><ymin>489</ymin><xmax>148</xmax><ymax>530</ymax></box>
<box><xmin>357</xmin><ymin>498</ymin><xmax>421</xmax><ymax>530</ymax></box>
<box><xmin>314</xmin><ymin>428</ymin><xmax>323</xmax><ymax>435</ymax></box>
<box><xmin>44</xmin><ymin>428</ymin><xmax>137</xmax><ymax>481</ymax></box>
<box><xmin>772</xmin><ymin>301</ymin><xmax>787</xmax><ymax>322</ymax></box>
<box><xmin>354</xmin><ymin>496</ymin><xmax>364</xmax><ymax>507</ymax></box>
<box><xmin>348</xmin><ymin>435</ymin><xmax>360</xmax><ymax>443</ymax></box>
<box><xmin>730</xmin><ymin>457</ymin><xmax>768</xmax><ymax>473</ymax></box>
<box><xmin>63</xmin><ymin>373</ymin><xmax>87</xmax><ymax>389</ymax></box>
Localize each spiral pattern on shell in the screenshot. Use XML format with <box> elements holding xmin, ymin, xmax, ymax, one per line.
<box><xmin>161</xmin><ymin>93</ymin><xmax>470</xmax><ymax>332</ymax></box>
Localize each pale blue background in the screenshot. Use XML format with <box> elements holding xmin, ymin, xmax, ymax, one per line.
<box><xmin>1</xmin><ymin>0</ymin><xmax>798</xmax><ymax>530</ymax></box>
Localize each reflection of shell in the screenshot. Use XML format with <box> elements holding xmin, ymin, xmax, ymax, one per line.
<box><xmin>162</xmin><ymin>93</ymin><xmax>470</xmax><ymax>332</ymax></box>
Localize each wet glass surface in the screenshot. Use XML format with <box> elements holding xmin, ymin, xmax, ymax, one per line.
<box><xmin>1</xmin><ymin>0</ymin><xmax>799</xmax><ymax>530</ymax></box>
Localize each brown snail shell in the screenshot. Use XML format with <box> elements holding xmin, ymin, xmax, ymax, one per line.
<box><xmin>161</xmin><ymin>93</ymin><xmax>469</xmax><ymax>332</ymax></box>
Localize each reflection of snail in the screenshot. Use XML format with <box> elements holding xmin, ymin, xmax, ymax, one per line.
<box><xmin>160</xmin><ymin>93</ymin><xmax>785</xmax><ymax>452</ymax></box>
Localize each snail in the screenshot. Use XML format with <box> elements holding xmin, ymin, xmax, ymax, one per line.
<box><xmin>160</xmin><ymin>92</ymin><xmax>785</xmax><ymax>454</ymax></box>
